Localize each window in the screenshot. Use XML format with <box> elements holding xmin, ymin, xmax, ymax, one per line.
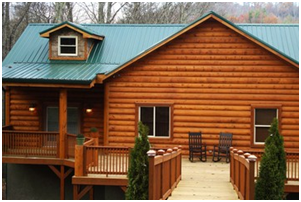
<box><xmin>46</xmin><ymin>107</ymin><xmax>80</xmax><ymax>134</ymax></box>
<box><xmin>139</xmin><ymin>106</ymin><xmax>170</xmax><ymax>137</ymax></box>
<box><xmin>253</xmin><ymin>108</ymin><xmax>278</xmax><ymax>144</ymax></box>
<box><xmin>58</xmin><ymin>36</ymin><xmax>78</xmax><ymax>56</ymax></box>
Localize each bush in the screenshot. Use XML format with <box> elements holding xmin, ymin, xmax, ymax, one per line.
<box><xmin>125</xmin><ymin>121</ymin><xmax>150</xmax><ymax>200</ymax></box>
<box><xmin>255</xmin><ymin>118</ymin><xmax>286</xmax><ymax>200</ymax></box>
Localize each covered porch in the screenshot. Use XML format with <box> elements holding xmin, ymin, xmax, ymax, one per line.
<box><xmin>2</xmin><ymin>84</ymin><xmax>107</xmax><ymax>199</ymax></box>
<box><xmin>3</xmin><ymin>85</ymin><xmax>105</xmax><ymax>152</ymax></box>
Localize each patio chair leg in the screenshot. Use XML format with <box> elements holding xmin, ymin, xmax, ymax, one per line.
<box><xmin>212</xmin><ymin>150</ymin><xmax>221</xmax><ymax>162</ymax></box>
<box><xmin>189</xmin><ymin>151</ymin><xmax>194</xmax><ymax>162</ymax></box>
<box><xmin>226</xmin><ymin>151</ymin><xmax>230</xmax><ymax>163</ymax></box>
<box><xmin>201</xmin><ymin>154</ymin><xmax>207</xmax><ymax>162</ymax></box>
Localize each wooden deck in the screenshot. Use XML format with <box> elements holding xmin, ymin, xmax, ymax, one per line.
<box><xmin>168</xmin><ymin>157</ymin><xmax>238</xmax><ymax>200</ymax></box>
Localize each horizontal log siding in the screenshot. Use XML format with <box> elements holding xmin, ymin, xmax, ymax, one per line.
<box><xmin>106</xmin><ymin>20</ymin><xmax>299</xmax><ymax>153</ymax></box>
<box><xmin>8</xmin><ymin>86</ymin><xmax>104</xmax><ymax>144</ymax></box>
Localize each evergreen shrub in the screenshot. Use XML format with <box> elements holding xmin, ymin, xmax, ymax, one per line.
<box><xmin>125</xmin><ymin>121</ymin><xmax>150</xmax><ymax>200</ymax></box>
<box><xmin>255</xmin><ymin>118</ymin><xmax>286</xmax><ymax>200</ymax></box>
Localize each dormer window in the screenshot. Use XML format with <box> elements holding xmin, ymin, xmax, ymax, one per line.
<box><xmin>58</xmin><ymin>36</ymin><xmax>78</xmax><ymax>56</ymax></box>
<box><xmin>40</xmin><ymin>21</ymin><xmax>104</xmax><ymax>60</ymax></box>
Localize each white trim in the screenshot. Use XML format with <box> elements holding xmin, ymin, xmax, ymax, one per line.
<box><xmin>58</xmin><ymin>36</ymin><xmax>78</xmax><ymax>56</ymax></box>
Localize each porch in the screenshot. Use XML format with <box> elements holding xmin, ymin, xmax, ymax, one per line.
<box><xmin>2</xmin><ymin>129</ymin><xmax>299</xmax><ymax>199</ymax></box>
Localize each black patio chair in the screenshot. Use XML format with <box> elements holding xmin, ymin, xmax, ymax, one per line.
<box><xmin>212</xmin><ymin>133</ymin><xmax>233</xmax><ymax>163</ymax></box>
<box><xmin>188</xmin><ymin>132</ymin><xmax>207</xmax><ymax>162</ymax></box>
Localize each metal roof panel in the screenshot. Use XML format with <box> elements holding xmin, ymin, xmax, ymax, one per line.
<box><xmin>3</xmin><ymin>15</ymin><xmax>298</xmax><ymax>84</ymax></box>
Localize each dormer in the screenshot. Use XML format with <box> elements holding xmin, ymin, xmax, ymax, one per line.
<box><xmin>40</xmin><ymin>21</ymin><xmax>104</xmax><ymax>60</ymax></box>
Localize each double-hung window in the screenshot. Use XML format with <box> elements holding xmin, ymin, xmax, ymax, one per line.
<box><xmin>46</xmin><ymin>106</ymin><xmax>80</xmax><ymax>134</ymax></box>
<box><xmin>139</xmin><ymin>106</ymin><xmax>170</xmax><ymax>138</ymax></box>
<box><xmin>253</xmin><ymin>107</ymin><xmax>279</xmax><ymax>145</ymax></box>
<box><xmin>58</xmin><ymin>36</ymin><xmax>78</xmax><ymax>56</ymax></box>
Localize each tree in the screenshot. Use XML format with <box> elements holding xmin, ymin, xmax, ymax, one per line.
<box><xmin>126</xmin><ymin>121</ymin><xmax>150</xmax><ymax>200</ymax></box>
<box><xmin>78</xmin><ymin>2</ymin><xmax>126</xmax><ymax>24</ymax></box>
<box><xmin>255</xmin><ymin>118</ymin><xmax>286</xmax><ymax>200</ymax></box>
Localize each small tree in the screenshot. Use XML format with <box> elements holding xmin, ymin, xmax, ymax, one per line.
<box><xmin>126</xmin><ymin>121</ymin><xmax>150</xmax><ymax>200</ymax></box>
<box><xmin>255</xmin><ymin>118</ymin><xmax>286</xmax><ymax>200</ymax></box>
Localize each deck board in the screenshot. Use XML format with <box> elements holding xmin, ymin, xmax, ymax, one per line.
<box><xmin>168</xmin><ymin>157</ymin><xmax>238</xmax><ymax>200</ymax></box>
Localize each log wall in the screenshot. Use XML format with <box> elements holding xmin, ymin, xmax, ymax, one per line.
<box><xmin>105</xmin><ymin>19</ymin><xmax>299</xmax><ymax>153</ymax></box>
<box><xmin>7</xmin><ymin>86</ymin><xmax>104</xmax><ymax>144</ymax></box>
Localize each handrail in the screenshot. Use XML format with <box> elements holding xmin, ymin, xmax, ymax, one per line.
<box><xmin>230</xmin><ymin>147</ymin><xmax>257</xmax><ymax>200</ymax></box>
<box><xmin>66</xmin><ymin>133</ymin><xmax>77</xmax><ymax>159</ymax></box>
<box><xmin>243</xmin><ymin>149</ymin><xmax>299</xmax><ymax>181</ymax></box>
<box><xmin>74</xmin><ymin>142</ymin><xmax>131</xmax><ymax>177</ymax></box>
<box><xmin>230</xmin><ymin>148</ymin><xmax>299</xmax><ymax>200</ymax></box>
<box><xmin>2</xmin><ymin>130</ymin><xmax>59</xmax><ymax>157</ymax></box>
<box><xmin>2</xmin><ymin>130</ymin><xmax>59</xmax><ymax>134</ymax></box>
<box><xmin>83</xmin><ymin>137</ymin><xmax>95</xmax><ymax>146</ymax></box>
<box><xmin>2</xmin><ymin>125</ymin><xmax>13</xmax><ymax>130</ymax></box>
<box><xmin>148</xmin><ymin>146</ymin><xmax>182</xmax><ymax>200</ymax></box>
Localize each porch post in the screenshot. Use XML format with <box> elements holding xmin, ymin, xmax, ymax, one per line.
<box><xmin>5</xmin><ymin>87</ymin><xmax>10</xmax><ymax>125</ymax></box>
<box><xmin>59</xmin><ymin>89</ymin><xmax>67</xmax><ymax>159</ymax></box>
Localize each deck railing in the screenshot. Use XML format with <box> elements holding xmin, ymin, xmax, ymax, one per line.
<box><xmin>147</xmin><ymin>147</ymin><xmax>182</xmax><ymax>200</ymax></box>
<box><xmin>230</xmin><ymin>148</ymin><xmax>257</xmax><ymax>200</ymax></box>
<box><xmin>2</xmin><ymin>130</ymin><xmax>59</xmax><ymax>157</ymax></box>
<box><xmin>230</xmin><ymin>148</ymin><xmax>299</xmax><ymax>200</ymax></box>
<box><xmin>74</xmin><ymin>139</ymin><xmax>131</xmax><ymax>177</ymax></box>
<box><xmin>244</xmin><ymin>149</ymin><xmax>299</xmax><ymax>182</ymax></box>
<box><xmin>66</xmin><ymin>133</ymin><xmax>77</xmax><ymax>159</ymax></box>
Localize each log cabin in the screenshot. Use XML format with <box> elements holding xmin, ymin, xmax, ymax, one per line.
<box><xmin>2</xmin><ymin>11</ymin><xmax>299</xmax><ymax>199</ymax></box>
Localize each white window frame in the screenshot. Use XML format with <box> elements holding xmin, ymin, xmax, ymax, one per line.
<box><xmin>138</xmin><ymin>106</ymin><xmax>171</xmax><ymax>138</ymax></box>
<box><xmin>254</xmin><ymin>108</ymin><xmax>278</xmax><ymax>145</ymax></box>
<box><xmin>58</xmin><ymin>36</ymin><xmax>78</xmax><ymax>56</ymax></box>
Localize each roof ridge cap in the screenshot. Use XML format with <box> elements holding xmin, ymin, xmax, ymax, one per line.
<box><xmin>237</xmin><ymin>23</ymin><xmax>299</xmax><ymax>26</ymax></box>
<box><xmin>82</xmin><ymin>23</ymin><xmax>186</xmax><ymax>27</ymax></box>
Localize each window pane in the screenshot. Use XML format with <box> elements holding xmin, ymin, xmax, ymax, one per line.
<box><xmin>47</xmin><ymin>107</ymin><xmax>79</xmax><ymax>134</ymax></box>
<box><xmin>140</xmin><ymin>107</ymin><xmax>154</xmax><ymax>136</ymax></box>
<box><xmin>255</xmin><ymin>127</ymin><xmax>270</xmax><ymax>143</ymax></box>
<box><xmin>47</xmin><ymin>107</ymin><xmax>59</xmax><ymax>132</ymax></box>
<box><xmin>60</xmin><ymin>47</ymin><xmax>76</xmax><ymax>54</ymax></box>
<box><xmin>67</xmin><ymin>108</ymin><xmax>79</xmax><ymax>134</ymax></box>
<box><xmin>155</xmin><ymin>107</ymin><xmax>169</xmax><ymax>137</ymax></box>
<box><xmin>60</xmin><ymin>38</ymin><xmax>76</xmax><ymax>45</ymax></box>
<box><xmin>255</xmin><ymin>109</ymin><xmax>277</xmax><ymax>125</ymax></box>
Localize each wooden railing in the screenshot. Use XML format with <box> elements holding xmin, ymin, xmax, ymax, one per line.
<box><xmin>286</xmin><ymin>152</ymin><xmax>299</xmax><ymax>181</ymax></box>
<box><xmin>244</xmin><ymin>149</ymin><xmax>299</xmax><ymax>182</ymax></box>
<box><xmin>2</xmin><ymin>125</ymin><xmax>13</xmax><ymax>130</ymax></box>
<box><xmin>147</xmin><ymin>146</ymin><xmax>182</xmax><ymax>200</ymax></box>
<box><xmin>2</xmin><ymin>130</ymin><xmax>59</xmax><ymax>157</ymax></box>
<box><xmin>230</xmin><ymin>148</ymin><xmax>257</xmax><ymax>200</ymax></box>
<box><xmin>230</xmin><ymin>148</ymin><xmax>299</xmax><ymax>200</ymax></box>
<box><xmin>66</xmin><ymin>133</ymin><xmax>77</xmax><ymax>159</ymax></box>
<box><xmin>75</xmin><ymin>139</ymin><xmax>131</xmax><ymax>177</ymax></box>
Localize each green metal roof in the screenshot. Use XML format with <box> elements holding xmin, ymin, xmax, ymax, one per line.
<box><xmin>238</xmin><ymin>24</ymin><xmax>299</xmax><ymax>63</ymax></box>
<box><xmin>2</xmin><ymin>11</ymin><xmax>299</xmax><ymax>85</ymax></box>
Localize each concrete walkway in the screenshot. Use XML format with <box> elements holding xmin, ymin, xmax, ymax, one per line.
<box><xmin>168</xmin><ymin>157</ymin><xmax>238</xmax><ymax>200</ymax></box>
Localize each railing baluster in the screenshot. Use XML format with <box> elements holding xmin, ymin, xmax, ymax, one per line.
<box><xmin>2</xmin><ymin>131</ymin><xmax>60</xmax><ymax>157</ymax></box>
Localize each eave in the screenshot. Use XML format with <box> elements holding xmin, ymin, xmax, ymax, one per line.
<box><xmin>40</xmin><ymin>23</ymin><xmax>104</xmax><ymax>41</ymax></box>
<box><xmin>2</xmin><ymin>79</ymin><xmax>96</xmax><ymax>89</ymax></box>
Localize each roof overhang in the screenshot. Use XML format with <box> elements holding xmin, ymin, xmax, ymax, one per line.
<box><xmin>40</xmin><ymin>22</ymin><xmax>104</xmax><ymax>41</ymax></box>
<box><xmin>102</xmin><ymin>11</ymin><xmax>299</xmax><ymax>81</ymax></box>
<box><xmin>2</xmin><ymin>78</ymin><xmax>97</xmax><ymax>89</ymax></box>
